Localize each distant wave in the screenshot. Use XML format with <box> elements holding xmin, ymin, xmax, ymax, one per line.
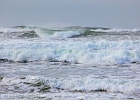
<box><xmin>0</xmin><ymin>25</ymin><xmax>140</xmax><ymax>39</ymax></box>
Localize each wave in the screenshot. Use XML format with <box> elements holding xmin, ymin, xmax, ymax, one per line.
<box><xmin>1</xmin><ymin>75</ymin><xmax>140</xmax><ymax>94</ymax></box>
<box><xmin>1</xmin><ymin>26</ymin><xmax>140</xmax><ymax>39</ymax></box>
<box><xmin>0</xmin><ymin>40</ymin><xmax>140</xmax><ymax>65</ymax></box>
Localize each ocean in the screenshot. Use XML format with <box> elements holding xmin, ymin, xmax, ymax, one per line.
<box><xmin>0</xmin><ymin>25</ymin><xmax>140</xmax><ymax>100</ymax></box>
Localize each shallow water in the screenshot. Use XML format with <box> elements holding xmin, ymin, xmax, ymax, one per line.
<box><xmin>0</xmin><ymin>62</ymin><xmax>140</xmax><ymax>100</ymax></box>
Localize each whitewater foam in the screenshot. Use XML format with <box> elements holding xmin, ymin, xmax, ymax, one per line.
<box><xmin>52</xmin><ymin>31</ymin><xmax>81</xmax><ymax>38</ymax></box>
<box><xmin>0</xmin><ymin>27</ymin><xmax>32</xmax><ymax>34</ymax></box>
<box><xmin>1</xmin><ymin>75</ymin><xmax>140</xmax><ymax>94</ymax></box>
<box><xmin>94</xmin><ymin>28</ymin><xmax>140</xmax><ymax>33</ymax></box>
<box><xmin>0</xmin><ymin>40</ymin><xmax>140</xmax><ymax>65</ymax></box>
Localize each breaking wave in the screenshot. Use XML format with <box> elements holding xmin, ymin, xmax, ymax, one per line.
<box><xmin>1</xmin><ymin>25</ymin><xmax>140</xmax><ymax>39</ymax></box>
<box><xmin>1</xmin><ymin>75</ymin><xmax>140</xmax><ymax>94</ymax></box>
<box><xmin>0</xmin><ymin>40</ymin><xmax>140</xmax><ymax>65</ymax></box>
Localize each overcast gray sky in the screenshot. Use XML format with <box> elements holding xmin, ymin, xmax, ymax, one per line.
<box><xmin>0</xmin><ymin>0</ymin><xmax>140</xmax><ymax>28</ymax></box>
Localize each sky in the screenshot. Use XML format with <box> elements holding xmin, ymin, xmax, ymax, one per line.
<box><xmin>0</xmin><ymin>0</ymin><xmax>140</xmax><ymax>28</ymax></box>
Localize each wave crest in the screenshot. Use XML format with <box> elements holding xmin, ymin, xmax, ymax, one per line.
<box><xmin>1</xmin><ymin>26</ymin><xmax>140</xmax><ymax>39</ymax></box>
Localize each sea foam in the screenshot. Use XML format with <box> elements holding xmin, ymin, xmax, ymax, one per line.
<box><xmin>0</xmin><ymin>40</ymin><xmax>140</xmax><ymax>65</ymax></box>
<box><xmin>1</xmin><ymin>75</ymin><xmax>140</xmax><ymax>94</ymax></box>
<box><xmin>52</xmin><ymin>31</ymin><xmax>81</xmax><ymax>38</ymax></box>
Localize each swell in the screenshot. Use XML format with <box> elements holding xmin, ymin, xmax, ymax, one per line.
<box><xmin>1</xmin><ymin>25</ymin><xmax>140</xmax><ymax>39</ymax></box>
